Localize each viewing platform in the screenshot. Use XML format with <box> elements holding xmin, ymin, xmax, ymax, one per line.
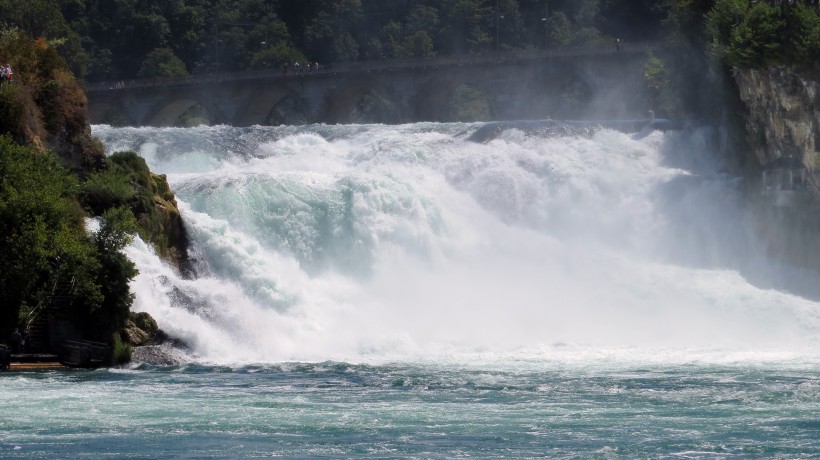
<box><xmin>0</xmin><ymin>340</ymin><xmax>111</xmax><ymax>371</ymax></box>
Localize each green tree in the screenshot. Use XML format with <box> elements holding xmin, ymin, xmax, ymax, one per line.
<box><xmin>784</xmin><ymin>3</ymin><xmax>820</xmax><ymax>67</ymax></box>
<box><xmin>643</xmin><ymin>52</ymin><xmax>677</xmax><ymax>116</ymax></box>
<box><xmin>137</xmin><ymin>47</ymin><xmax>189</xmax><ymax>78</ymax></box>
<box><xmin>0</xmin><ymin>0</ymin><xmax>90</xmax><ymax>78</ymax></box>
<box><xmin>87</xmin><ymin>206</ymin><xmax>137</xmax><ymax>340</ymax></box>
<box><xmin>726</xmin><ymin>2</ymin><xmax>784</xmax><ymax>67</ymax></box>
<box><xmin>548</xmin><ymin>12</ymin><xmax>574</xmax><ymax>46</ymax></box>
<box><xmin>399</xmin><ymin>31</ymin><xmax>436</xmax><ymax>58</ymax></box>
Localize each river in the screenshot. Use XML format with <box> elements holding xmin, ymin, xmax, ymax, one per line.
<box><xmin>2</xmin><ymin>122</ymin><xmax>818</xmax><ymax>457</ymax></box>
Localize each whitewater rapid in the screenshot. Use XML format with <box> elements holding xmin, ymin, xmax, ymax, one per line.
<box><xmin>92</xmin><ymin>123</ymin><xmax>820</xmax><ymax>365</ymax></box>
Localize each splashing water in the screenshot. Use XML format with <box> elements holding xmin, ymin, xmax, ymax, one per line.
<box><xmin>92</xmin><ymin>123</ymin><xmax>820</xmax><ymax>365</ymax></box>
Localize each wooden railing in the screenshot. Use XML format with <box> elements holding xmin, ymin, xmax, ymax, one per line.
<box><xmin>62</xmin><ymin>340</ymin><xmax>111</xmax><ymax>368</ymax></box>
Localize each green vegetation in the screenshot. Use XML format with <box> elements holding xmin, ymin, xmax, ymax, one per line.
<box><xmin>137</xmin><ymin>48</ymin><xmax>190</xmax><ymax>79</ymax></box>
<box><xmin>0</xmin><ymin>32</ymin><xmax>186</xmax><ymax>360</ymax></box>
<box><xmin>1</xmin><ymin>0</ymin><xmax>670</xmax><ymax>83</ymax></box>
<box><xmin>707</xmin><ymin>0</ymin><xmax>820</xmax><ymax>70</ymax></box>
<box><xmin>85</xmin><ymin>151</ymin><xmax>186</xmax><ymax>262</ymax></box>
<box><xmin>0</xmin><ymin>135</ymin><xmax>136</xmax><ymax>343</ymax></box>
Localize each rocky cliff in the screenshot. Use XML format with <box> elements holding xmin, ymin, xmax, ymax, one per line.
<box><xmin>734</xmin><ymin>67</ymin><xmax>820</xmax><ymax>173</ymax></box>
<box><xmin>734</xmin><ymin>66</ymin><xmax>820</xmax><ymax>276</ymax></box>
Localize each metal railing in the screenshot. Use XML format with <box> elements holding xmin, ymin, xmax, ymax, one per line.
<box><xmin>85</xmin><ymin>41</ymin><xmax>664</xmax><ymax>93</ymax></box>
<box><xmin>762</xmin><ymin>168</ymin><xmax>815</xmax><ymax>192</ymax></box>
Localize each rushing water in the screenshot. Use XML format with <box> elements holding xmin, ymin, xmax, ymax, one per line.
<box><xmin>3</xmin><ymin>122</ymin><xmax>820</xmax><ymax>458</ymax></box>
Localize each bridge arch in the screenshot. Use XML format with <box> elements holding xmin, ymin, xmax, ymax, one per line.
<box><xmin>321</xmin><ymin>75</ymin><xmax>402</xmax><ymax>124</ymax></box>
<box><xmin>234</xmin><ymin>86</ymin><xmax>306</xmax><ymax>126</ymax></box>
<box><xmin>147</xmin><ymin>98</ymin><xmax>225</xmax><ymax>127</ymax></box>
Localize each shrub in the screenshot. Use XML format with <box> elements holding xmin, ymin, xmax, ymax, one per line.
<box><xmin>0</xmin><ymin>84</ymin><xmax>27</xmax><ymax>136</ymax></box>
<box><xmin>81</xmin><ymin>170</ymin><xmax>133</xmax><ymax>215</ymax></box>
<box><xmin>112</xmin><ymin>333</ymin><xmax>133</xmax><ymax>365</ymax></box>
<box><xmin>250</xmin><ymin>43</ymin><xmax>307</xmax><ymax>70</ymax></box>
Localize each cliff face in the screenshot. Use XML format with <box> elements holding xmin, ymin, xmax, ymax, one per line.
<box><xmin>734</xmin><ymin>67</ymin><xmax>820</xmax><ymax>172</ymax></box>
<box><xmin>734</xmin><ymin>67</ymin><xmax>820</xmax><ymax>275</ymax></box>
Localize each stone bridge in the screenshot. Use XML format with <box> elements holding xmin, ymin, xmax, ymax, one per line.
<box><xmin>86</xmin><ymin>42</ymin><xmax>666</xmax><ymax>127</ymax></box>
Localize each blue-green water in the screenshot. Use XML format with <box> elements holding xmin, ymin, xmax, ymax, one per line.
<box><xmin>2</xmin><ymin>361</ymin><xmax>819</xmax><ymax>458</ymax></box>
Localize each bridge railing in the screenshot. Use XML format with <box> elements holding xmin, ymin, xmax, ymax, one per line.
<box><xmin>85</xmin><ymin>41</ymin><xmax>663</xmax><ymax>93</ymax></box>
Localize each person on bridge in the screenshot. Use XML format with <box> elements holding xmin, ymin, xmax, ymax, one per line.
<box><xmin>0</xmin><ymin>64</ymin><xmax>11</xmax><ymax>86</ymax></box>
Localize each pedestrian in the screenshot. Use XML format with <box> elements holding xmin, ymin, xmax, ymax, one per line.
<box><xmin>615</xmin><ymin>38</ymin><xmax>621</xmax><ymax>52</ymax></box>
<box><xmin>8</xmin><ymin>328</ymin><xmax>23</xmax><ymax>353</ymax></box>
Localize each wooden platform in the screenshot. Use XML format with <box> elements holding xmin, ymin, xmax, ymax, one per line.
<box><xmin>9</xmin><ymin>361</ymin><xmax>66</xmax><ymax>370</ymax></box>
<box><xmin>1</xmin><ymin>353</ymin><xmax>66</xmax><ymax>371</ymax></box>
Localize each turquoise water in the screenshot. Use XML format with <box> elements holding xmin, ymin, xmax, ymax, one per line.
<box><xmin>2</xmin><ymin>362</ymin><xmax>819</xmax><ymax>458</ymax></box>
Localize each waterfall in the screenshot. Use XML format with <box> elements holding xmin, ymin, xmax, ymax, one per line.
<box><xmin>93</xmin><ymin>122</ymin><xmax>820</xmax><ymax>364</ymax></box>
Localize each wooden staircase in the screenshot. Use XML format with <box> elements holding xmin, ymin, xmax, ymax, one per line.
<box><xmin>24</xmin><ymin>278</ymin><xmax>75</xmax><ymax>353</ymax></box>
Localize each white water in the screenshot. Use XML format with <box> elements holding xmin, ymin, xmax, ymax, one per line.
<box><xmin>93</xmin><ymin>123</ymin><xmax>820</xmax><ymax>365</ymax></box>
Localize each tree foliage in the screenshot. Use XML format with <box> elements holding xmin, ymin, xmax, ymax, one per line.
<box><xmin>2</xmin><ymin>0</ymin><xmax>699</xmax><ymax>82</ymax></box>
<box><xmin>138</xmin><ymin>48</ymin><xmax>189</xmax><ymax>78</ymax></box>
<box><xmin>0</xmin><ymin>136</ymin><xmax>137</xmax><ymax>341</ymax></box>
<box><xmin>707</xmin><ymin>0</ymin><xmax>820</xmax><ymax>69</ymax></box>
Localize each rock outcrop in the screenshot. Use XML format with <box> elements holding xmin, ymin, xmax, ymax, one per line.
<box><xmin>734</xmin><ymin>67</ymin><xmax>820</xmax><ymax>173</ymax></box>
<box><xmin>734</xmin><ymin>66</ymin><xmax>820</xmax><ymax>275</ymax></box>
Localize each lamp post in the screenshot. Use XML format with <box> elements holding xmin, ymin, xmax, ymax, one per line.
<box><xmin>541</xmin><ymin>1</ymin><xmax>549</xmax><ymax>49</ymax></box>
<box><xmin>214</xmin><ymin>23</ymin><xmax>219</xmax><ymax>82</ymax></box>
<box><xmin>495</xmin><ymin>0</ymin><xmax>504</xmax><ymax>60</ymax></box>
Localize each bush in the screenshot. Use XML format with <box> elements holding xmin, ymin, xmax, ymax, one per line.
<box><xmin>80</xmin><ymin>151</ymin><xmax>157</xmax><ymax>214</ymax></box>
<box><xmin>0</xmin><ymin>84</ymin><xmax>27</xmax><ymax>136</ymax></box>
<box><xmin>250</xmin><ymin>43</ymin><xmax>307</xmax><ymax>70</ymax></box>
<box><xmin>112</xmin><ymin>333</ymin><xmax>133</xmax><ymax>365</ymax></box>
<box><xmin>80</xmin><ymin>167</ymin><xmax>134</xmax><ymax>213</ymax></box>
